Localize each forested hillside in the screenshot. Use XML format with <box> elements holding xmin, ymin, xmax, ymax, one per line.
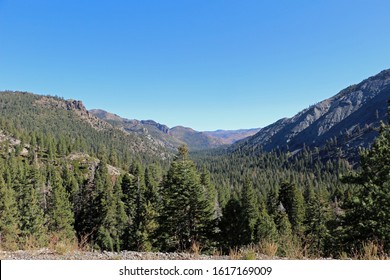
<box><xmin>0</xmin><ymin>91</ymin><xmax>171</xmax><ymax>164</ymax></box>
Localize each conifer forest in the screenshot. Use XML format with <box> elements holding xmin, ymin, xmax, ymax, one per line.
<box><xmin>0</xmin><ymin>90</ymin><xmax>389</xmax><ymax>259</ymax></box>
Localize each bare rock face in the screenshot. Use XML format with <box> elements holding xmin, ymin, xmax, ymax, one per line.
<box><xmin>140</xmin><ymin>120</ymin><xmax>170</xmax><ymax>134</ymax></box>
<box><xmin>234</xmin><ymin>69</ymin><xmax>390</xmax><ymax>157</ymax></box>
<box><xmin>65</xmin><ymin>99</ymin><xmax>88</xmax><ymax>113</ymax></box>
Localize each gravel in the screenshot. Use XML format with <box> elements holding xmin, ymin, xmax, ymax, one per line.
<box><xmin>0</xmin><ymin>248</ymin><xmax>238</xmax><ymax>260</ymax></box>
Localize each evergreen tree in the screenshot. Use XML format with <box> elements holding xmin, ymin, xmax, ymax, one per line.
<box><xmin>144</xmin><ymin>164</ymin><xmax>162</xmax><ymax>204</ymax></box>
<box><xmin>240</xmin><ymin>178</ymin><xmax>260</xmax><ymax>244</ymax></box>
<box><xmin>274</xmin><ymin>207</ymin><xmax>294</xmax><ymax>257</ymax></box>
<box><xmin>19</xmin><ymin>181</ymin><xmax>47</xmax><ymax>247</ymax></box>
<box><xmin>75</xmin><ymin>158</ymin><xmax>112</xmax><ymax>249</ymax></box>
<box><xmin>93</xmin><ymin>158</ymin><xmax>121</xmax><ymax>251</ymax></box>
<box><xmin>218</xmin><ymin>196</ymin><xmax>244</xmax><ymax>251</ymax></box>
<box><xmin>0</xmin><ymin>175</ymin><xmax>20</xmax><ymax>250</ymax></box>
<box><xmin>279</xmin><ymin>181</ymin><xmax>305</xmax><ymax>236</ymax></box>
<box><xmin>48</xmin><ymin>169</ymin><xmax>76</xmax><ymax>241</ymax></box>
<box><xmin>340</xmin><ymin>101</ymin><xmax>390</xmax><ymax>253</ymax></box>
<box><xmin>255</xmin><ymin>209</ymin><xmax>279</xmax><ymax>243</ymax></box>
<box><xmin>304</xmin><ymin>188</ymin><xmax>332</xmax><ymax>256</ymax></box>
<box><xmin>112</xmin><ymin>179</ymin><xmax>128</xmax><ymax>251</ymax></box>
<box><xmin>266</xmin><ymin>187</ymin><xmax>279</xmax><ymax>217</ymax></box>
<box><xmin>158</xmin><ymin>145</ymin><xmax>214</xmax><ymax>251</ymax></box>
<box><xmin>62</xmin><ymin>164</ymin><xmax>79</xmax><ymax>207</ymax></box>
<box><xmin>200</xmin><ymin>169</ymin><xmax>218</xmax><ymax>218</ymax></box>
<box><xmin>122</xmin><ymin>161</ymin><xmax>150</xmax><ymax>251</ymax></box>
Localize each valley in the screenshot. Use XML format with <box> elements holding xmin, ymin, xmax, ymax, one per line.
<box><xmin>0</xmin><ymin>69</ymin><xmax>389</xmax><ymax>259</ymax></box>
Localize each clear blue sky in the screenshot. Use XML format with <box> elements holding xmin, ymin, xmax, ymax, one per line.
<box><xmin>1</xmin><ymin>0</ymin><xmax>390</xmax><ymax>131</ymax></box>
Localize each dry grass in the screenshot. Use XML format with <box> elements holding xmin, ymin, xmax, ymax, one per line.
<box><xmin>258</xmin><ymin>241</ymin><xmax>279</xmax><ymax>257</ymax></box>
<box><xmin>228</xmin><ymin>247</ymin><xmax>241</xmax><ymax>260</ymax></box>
<box><xmin>190</xmin><ymin>241</ymin><xmax>202</xmax><ymax>256</ymax></box>
<box><xmin>228</xmin><ymin>245</ymin><xmax>258</xmax><ymax>260</ymax></box>
<box><xmin>21</xmin><ymin>235</ymin><xmax>44</xmax><ymax>250</ymax></box>
<box><xmin>212</xmin><ymin>248</ymin><xmax>222</xmax><ymax>257</ymax></box>
<box><xmin>353</xmin><ymin>242</ymin><xmax>389</xmax><ymax>260</ymax></box>
<box><xmin>0</xmin><ymin>240</ymin><xmax>19</xmax><ymax>251</ymax></box>
<box><xmin>48</xmin><ymin>234</ymin><xmax>78</xmax><ymax>255</ymax></box>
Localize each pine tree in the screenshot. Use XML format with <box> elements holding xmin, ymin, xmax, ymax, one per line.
<box><xmin>0</xmin><ymin>174</ymin><xmax>20</xmax><ymax>250</ymax></box>
<box><xmin>274</xmin><ymin>208</ymin><xmax>295</xmax><ymax>257</ymax></box>
<box><xmin>200</xmin><ymin>168</ymin><xmax>218</xmax><ymax>218</ymax></box>
<box><xmin>121</xmin><ymin>162</ymin><xmax>150</xmax><ymax>251</ymax></box>
<box><xmin>255</xmin><ymin>209</ymin><xmax>279</xmax><ymax>243</ymax></box>
<box><xmin>112</xmin><ymin>179</ymin><xmax>128</xmax><ymax>251</ymax></box>
<box><xmin>48</xmin><ymin>169</ymin><xmax>76</xmax><ymax>241</ymax></box>
<box><xmin>340</xmin><ymin>101</ymin><xmax>390</xmax><ymax>254</ymax></box>
<box><xmin>266</xmin><ymin>187</ymin><xmax>279</xmax><ymax>217</ymax></box>
<box><xmin>75</xmin><ymin>158</ymin><xmax>112</xmax><ymax>249</ymax></box>
<box><xmin>96</xmin><ymin>177</ymin><xmax>127</xmax><ymax>252</ymax></box>
<box><xmin>279</xmin><ymin>181</ymin><xmax>305</xmax><ymax>236</ymax></box>
<box><xmin>93</xmin><ymin>158</ymin><xmax>121</xmax><ymax>251</ymax></box>
<box><xmin>19</xmin><ymin>179</ymin><xmax>47</xmax><ymax>247</ymax></box>
<box><xmin>62</xmin><ymin>164</ymin><xmax>79</xmax><ymax>206</ymax></box>
<box><xmin>304</xmin><ymin>188</ymin><xmax>332</xmax><ymax>256</ymax></box>
<box><xmin>240</xmin><ymin>178</ymin><xmax>260</xmax><ymax>244</ymax></box>
<box><xmin>218</xmin><ymin>196</ymin><xmax>244</xmax><ymax>251</ymax></box>
<box><xmin>157</xmin><ymin>145</ymin><xmax>214</xmax><ymax>251</ymax></box>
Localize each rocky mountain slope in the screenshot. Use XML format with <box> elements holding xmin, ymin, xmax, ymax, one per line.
<box><xmin>233</xmin><ymin>69</ymin><xmax>390</xmax><ymax>159</ymax></box>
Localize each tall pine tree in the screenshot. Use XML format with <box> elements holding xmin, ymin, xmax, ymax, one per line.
<box><xmin>340</xmin><ymin>101</ymin><xmax>390</xmax><ymax>254</ymax></box>
<box><xmin>157</xmin><ymin>145</ymin><xmax>214</xmax><ymax>251</ymax></box>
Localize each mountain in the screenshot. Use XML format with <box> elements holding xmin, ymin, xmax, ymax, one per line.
<box><xmin>233</xmin><ymin>69</ymin><xmax>390</xmax><ymax>160</ymax></box>
<box><xmin>169</xmin><ymin>125</ymin><xmax>224</xmax><ymax>150</ymax></box>
<box><xmin>0</xmin><ymin>91</ymin><xmax>170</xmax><ymax>163</ymax></box>
<box><xmin>90</xmin><ymin>109</ymin><xmax>227</xmax><ymax>151</ymax></box>
<box><xmin>204</xmin><ymin>128</ymin><xmax>261</xmax><ymax>144</ymax></box>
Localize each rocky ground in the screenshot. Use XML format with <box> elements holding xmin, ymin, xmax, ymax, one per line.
<box><xmin>0</xmin><ymin>248</ymin><xmax>279</xmax><ymax>260</ymax></box>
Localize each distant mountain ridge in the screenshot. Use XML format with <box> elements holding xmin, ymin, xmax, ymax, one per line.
<box><xmin>204</xmin><ymin>128</ymin><xmax>261</xmax><ymax>144</ymax></box>
<box><xmin>90</xmin><ymin>110</ymin><xmax>222</xmax><ymax>150</ymax></box>
<box><xmin>233</xmin><ymin>69</ymin><xmax>390</xmax><ymax>159</ymax></box>
<box><xmin>90</xmin><ymin>110</ymin><xmax>261</xmax><ymax>150</ymax></box>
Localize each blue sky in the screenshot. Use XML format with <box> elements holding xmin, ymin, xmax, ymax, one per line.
<box><xmin>1</xmin><ymin>0</ymin><xmax>390</xmax><ymax>131</ymax></box>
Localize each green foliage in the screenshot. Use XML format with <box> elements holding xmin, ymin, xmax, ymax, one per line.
<box><xmin>218</xmin><ymin>197</ymin><xmax>244</xmax><ymax>251</ymax></box>
<box><xmin>158</xmin><ymin>146</ymin><xmax>214</xmax><ymax>251</ymax></box>
<box><xmin>340</xmin><ymin>108</ymin><xmax>390</xmax><ymax>254</ymax></box>
<box><xmin>279</xmin><ymin>181</ymin><xmax>305</xmax><ymax>236</ymax></box>
<box><xmin>304</xmin><ymin>188</ymin><xmax>333</xmax><ymax>255</ymax></box>
<box><xmin>18</xmin><ymin>170</ymin><xmax>47</xmax><ymax>247</ymax></box>
<box><xmin>240</xmin><ymin>179</ymin><xmax>260</xmax><ymax>244</ymax></box>
<box><xmin>255</xmin><ymin>210</ymin><xmax>278</xmax><ymax>244</ymax></box>
<box><xmin>0</xmin><ymin>174</ymin><xmax>20</xmax><ymax>250</ymax></box>
<box><xmin>48</xmin><ymin>169</ymin><xmax>76</xmax><ymax>241</ymax></box>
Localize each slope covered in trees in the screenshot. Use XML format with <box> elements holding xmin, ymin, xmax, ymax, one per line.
<box><xmin>0</xmin><ymin>91</ymin><xmax>171</xmax><ymax>166</ymax></box>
